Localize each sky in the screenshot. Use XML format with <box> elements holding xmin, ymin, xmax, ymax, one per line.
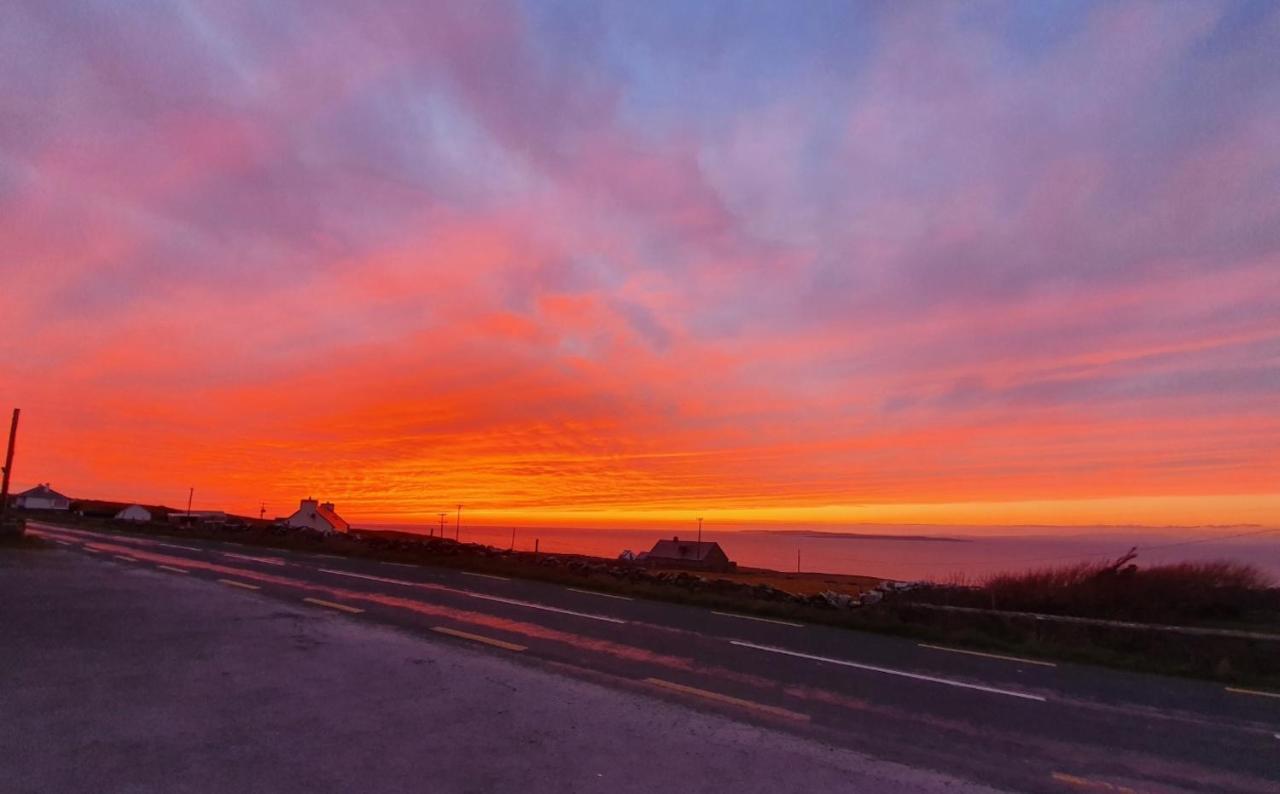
<box><xmin>1</xmin><ymin>1</ymin><xmax>1278</xmax><ymax>530</ymax></box>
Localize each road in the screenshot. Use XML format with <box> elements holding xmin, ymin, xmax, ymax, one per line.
<box><xmin>18</xmin><ymin>521</ymin><xmax>1280</xmax><ymax>792</ymax></box>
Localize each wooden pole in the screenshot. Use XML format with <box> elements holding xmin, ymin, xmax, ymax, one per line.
<box><xmin>0</xmin><ymin>408</ymin><xmax>19</xmax><ymax>518</ymax></box>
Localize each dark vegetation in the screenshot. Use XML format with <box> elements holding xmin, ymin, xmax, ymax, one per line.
<box><xmin>905</xmin><ymin>549</ymin><xmax>1279</xmax><ymax>627</ymax></box>
<box><xmin>17</xmin><ymin>511</ymin><xmax>1280</xmax><ymax>687</ymax></box>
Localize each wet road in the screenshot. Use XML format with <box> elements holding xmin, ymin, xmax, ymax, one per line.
<box><xmin>25</xmin><ymin>522</ymin><xmax>1280</xmax><ymax>792</ymax></box>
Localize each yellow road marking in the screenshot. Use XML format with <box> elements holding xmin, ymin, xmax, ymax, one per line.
<box><xmin>114</xmin><ymin>555</ymin><xmax>139</xmax><ymax>563</ymax></box>
<box><xmin>303</xmin><ymin>597</ymin><xmax>364</xmax><ymax>614</ymax></box>
<box><xmin>432</xmin><ymin>626</ymin><xmax>526</xmax><ymax>652</ymax></box>
<box><xmin>1225</xmin><ymin>686</ymin><xmax>1280</xmax><ymax>700</ymax></box>
<box><xmin>567</xmin><ymin>587</ymin><xmax>634</xmax><ymax>601</ymax></box>
<box><xmin>644</xmin><ymin>678</ymin><xmax>810</xmax><ymax>722</ymax></box>
<box><xmin>218</xmin><ymin>579</ymin><xmax>260</xmax><ymax>590</ymax></box>
<box><xmin>711</xmin><ymin>611</ymin><xmax>803</xmax><ymax>628</ymax></box>
<box><xmin>1050</xmin><ymin>771</ymin><xmax>1138</xmax><ymax>792</ymax></box>
<box><xmin>157</xmin><ymin>565</ymin><xmax>190</xmax><ymax>574</ymax></box>
<box><xmin>461</xmin><ymin>571</ymin><xmax>510</xmax><ymax>581</ymax></box>
<box><xmin>919</xmin><ymin>643</ymin><xmax>1057</xmax><ymax>667</ymax></box>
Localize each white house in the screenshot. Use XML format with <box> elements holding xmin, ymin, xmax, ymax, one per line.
<box><xmin>12</xmin><ymin>484</ymin><xmax>71</xmax><ymax>510</ymax></box>
<box><xmin>286</xmin><ymin>498</ymin><xmax>350</xmax><ymax>534</ymax></box>
<box><xmin>115</xmin><ymin>504</ymin><xmax>152</xmax><ymax>522</ymax></box>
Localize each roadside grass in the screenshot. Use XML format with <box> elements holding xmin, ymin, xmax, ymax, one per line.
<box><xmin>21</xmin><ymin>512</ymin><xmax>1280</xmax><ymax>687</ymax></box>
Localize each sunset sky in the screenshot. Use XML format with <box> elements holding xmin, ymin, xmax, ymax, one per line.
<box><xmin>2</xmin><ymin>1</ymin><xmax>1278</xmax><ymax>529</ymax></box>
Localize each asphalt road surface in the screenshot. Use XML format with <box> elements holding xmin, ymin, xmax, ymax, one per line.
<box><xmin>13</xmin><ymin>521</ymin><xmax>1280</xmax><ymax>792</ymax></box>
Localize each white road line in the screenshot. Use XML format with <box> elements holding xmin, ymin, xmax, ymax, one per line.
<box><xmin>53</xmin><ymin>540</ymin><xmax>73</xmax><ymax>546</ymax></box>
<box><xmin>218</xmin><ymin>579</ymin><xmax>260</xmax><ymax>590</ymax></box>
<box><xmin>319</xmin><ymin>568</ymin><xmax>416</xmax><ymax>587</ymax></box>
<box><xmin>463</xmin><ymin>591</ymin><xmax>626</xmax><ymax>624</ymax></box>
<box><xmin>1226</xmin><ymin>686</ymin><xmax>1280</xmax><ymax>700</ymax></box>
<box><xmin>730</xmin><ymin>640</ymin><xmax>1047</xmax><ymax>702</ymax></box>
<box><xmin>712</xmin><ymin>611</ymin><xmax>803</xmax><ymax>627</ymax></box>
<box><xmin>303</xmin><ymin>597</ymin><xmax>364</xmax><ymax>614</ymax></box>
<box><xmin>382</xmin><ymin>562</ymin><xmax>418</xmax><ymax>569</ymax></box>
<box><xmin>645</xmin><ymin>678</ymin><xmax>809</xmax><ymax>722</ymax></box>
<box><xmin>157</xmin><ymin>565</ymin><xmax>190</xmax><ymax>575</ymax></box>
<box><xmin>461</xmin><ymin>571</ymin><xmax>509</xmax><ymax>581</ymax></box>
<box><xmin>153</xmin><ymin>542</ymin><xmax>203</xmax><ymax>552</ymax></box>
<box><xmin>918</xmin><ymin>643</ymin><xmax>1057</xmax><ymax>668</ymax></box>
<box><xmin>222</xmin><ymin>552</ymin><xmax>286</xmax><ymax>566</ymax></box>
<box><xmin>114</xmin><ymin>555</ymin><xmax>139</xmax><ymax>562</ymax></box>
<box><xmin>567</xmin><ymin>587</ymin><xmax>634</xmax><ymax>601</ymax></box>
<box><xmin>317</xmin><ymin>568</ymin><xmax>625</xmax><ymax>624</ymax></box>
<box><xmin>432</xmin><ymin>626</ymin><xmax>526</xmax><ymax>652</ymax></box>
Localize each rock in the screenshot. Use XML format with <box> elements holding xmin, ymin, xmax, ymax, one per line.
<box><xmin>860</xmin><ymin>590</ymin><xmax>883</xmax><ymax>605</ymax></box>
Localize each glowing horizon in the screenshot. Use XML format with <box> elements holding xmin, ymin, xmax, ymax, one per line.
<box><xmin>3</xmin><ymin>2</ymin><xmax>1278</xmax><ymax>533</ymax></box>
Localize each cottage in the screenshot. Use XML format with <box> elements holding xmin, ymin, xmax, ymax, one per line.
<box><xmin>640</xmin><ymin>536</ymin><xmax>735</xmax><ymax>572</ymax></box>
<box><xmin>12</xmin><ymin>484</ymin><xmax>71</xmax><ymax>510</ymax></box>
<box><xmin>285</xmin><ymin>498</ymin><xmax>350</xmax><ymax>535</ymax></box>
<box><xmin>115</xmin><ymin>504</ymin><xmax>152</xmax><ymax>522</ymax></box>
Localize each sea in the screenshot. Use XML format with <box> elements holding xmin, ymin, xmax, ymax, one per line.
<box><xmin>361</xmin><ymin>522</ymin><xmax>1280</xmax><ymax>583</ymax></box>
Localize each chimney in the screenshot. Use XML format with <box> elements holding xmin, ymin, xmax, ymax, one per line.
<box><xmin>321</xmin><ymin>502</ymin><xmax>335</xmax><ymax>512</ymax></box>
<box><xmin>300</xmin><ymin>498</ymin><xmax>318</xmax><ymax>509</ymax></box>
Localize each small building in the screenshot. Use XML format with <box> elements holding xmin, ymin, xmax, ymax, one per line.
<box><xmin>285</xmin><ymin>498</ymin><xmax>350</xmax><ymax>535</ymax></box>
<box><xmin>115</xmin><ymin>505</ymin><xmax>152</xmax><ymax>522</ymax></box>
<box><xmin>12</xmin><ymin>484</ymin><xmax>71</xmax><ymax>510</ymax></box>
<box><xmin>640</xmin><ymin>536</ymin><xmax>735</xmax><ymax>572</ymax></box>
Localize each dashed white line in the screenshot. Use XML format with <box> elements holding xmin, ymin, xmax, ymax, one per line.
<box><xmin>918</xmin><ymin>643</ymin><xmax>1057</xmax><ymax>667</ymax></box>
<box><xmin>319</xmin><ymin>568</ymin><xmax>626</xmax><ymax>624</ymax></box>
<box><xmin>461</xmin><ymin>571</ymin><xmax>509</xmax><ymax>581</ymax></box>
<box><xmin>222</xmin><ymin>552</ymin><xmax>286</xmax><ymax>566</ymax></box>
<box><xmin>113</xmin><ymin>555</ymin><xmax>139</xmax><ymax>563</ymax></box>
<box><xmin>157</xmin><ymin>565</ymin><xmax>190</xmax><ymax>575</ymax></box>
<box><xmin>567</xmin><ymin>587</ymin><xmax>634</xmax><ymax>601</ymax></box>
<box><xmin>730</xmin><ymin>640</ymin><xmax>1047</xmax><ymax>702</ymax></box>
<box><xmin>1226</xmin><ymin>686</ymin><xmax>1280</xmax><ymax>700</ymax></box>
<box><xmin>319</xmin><ymin>568</ymin><xmax>416</xmax><ymax>587</ymax></box>
<box><xmin>53</xmin><ymin>540</ymin><xmax>73</xmax><ymax>546</ymax></box>
<box><xmin>712</xmin><ymin>611</ymin><xmax>803</xmax><ymax>627</ymax></box>
<box><xmin>463</xmin><ymin>591</ymin><xmax>626</xmax><ymax>624</ymax></box>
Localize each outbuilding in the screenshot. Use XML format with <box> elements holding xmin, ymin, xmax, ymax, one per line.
<box><xmin>115</xmin><ymin>505</ymin><xmax>152</xmax><ymax>522</ymax></box>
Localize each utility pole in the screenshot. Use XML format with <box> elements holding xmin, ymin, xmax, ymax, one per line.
<box><xmin>510</xmin><ymin>527</ymin><xmax>516</xmax><ymax>551</ymax></box>
<box><xmin>0</xmin><ymin>408</ymin><xmax>19</xmax><ymax>520</ymax></box>
<box><xmin>438</xmin><ymin>512</ymin><xmax>446</xmax><ymax>537</ymax></box>
<box><xmin>697</xmin><ymin>517</ymin><xmax>703</xmax><ymax>546</ymax></box>
<box><xmin>186</xmin><ymin>487</ymin><xmax>193</xmax><ymax>518</ymax></box>
<box><xmin>259</xmin><ymin>502</ymin><xmax>266</xmax><ymax>521</ymax></box>
<box><xmin>455</xmin><ymin>504</ymin><xmax>462</xmax><ymax>541</ymax></box>
<box><xmin>797</xmin><ymin>549</ymin><xmax>801</xmax><ymax>574</ymax></box>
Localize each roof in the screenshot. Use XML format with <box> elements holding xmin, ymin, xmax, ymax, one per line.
<box><xmin>646</xmin><ymin>538</ymin><xmax>725</xmax><ymax>562</ymax></box>
<box><xmin>73</xmin><ymin>499</ymin><xmax>173</xmax><ymax>516</ymax></box>
<box><xmin>315</xmin><ymin>504</ymin><xmax>349</xmax><ymax>532</ymax></box>
<box><xmin>15</xmin><ymin>484</ymin><xmax>71</xmax><ymax>501</ymax></box>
